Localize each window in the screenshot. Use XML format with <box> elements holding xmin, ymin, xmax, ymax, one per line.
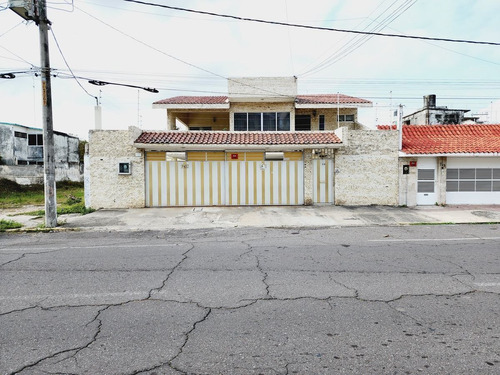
<box><xmin>417</xmin><ymin>169</ymin><xmax>435</xmax><ymax>193</ymax></box>
<box><xmin>15</xmin><ymin>131</ymin><xmax>27</xmax><ymax>138</ymax></box>
<box><xmin>338</xmin><ymin>114</ymin><xmax>355</xmax><ymax>122</ymax></box>
<box><xmin>234</xmin><ymin>112</ymin><xmax>290</xmax><ymax>131</ymax></box>
<box><xmin>447</xmin><ymin>168</ymin><xmax>500</xmax><ymax>192</ymax></box>
<box><xmin>28</xmin><ymin>134</ymin><xmax>43</xmax><ymax>146</ymax></box>
<box><xmin>295</xmin><ymin>115</ymin><xmax>311</xmax><ymax>131</ymax></box>
<box><xmin>319</xmin><ymin>115</ymin><xmax>325</xmax><ymax>131</ymax></box>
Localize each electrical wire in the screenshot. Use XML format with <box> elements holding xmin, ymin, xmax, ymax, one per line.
<box><xmin>49</xmin><ymin>26</ymin><xmax>98</xmax><ymax>103</ymax></box>
<box><xmin>73</xmin><ymin>4</ymin><xmax>296</xmax><ymax>99</ymax></box>
<box><xmin>123</xmin><ymin>0</ymin><xmax>500</xmax><ymax>46</ymax></box>
<box><xmin>299</xmin><ymin>0</ymin><xmax>418</xmax><ymax>76</ymax></box>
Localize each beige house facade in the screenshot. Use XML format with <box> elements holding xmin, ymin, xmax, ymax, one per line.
<box><xmin>86</xmin><ymin>77</ymin><xmax>404</xmax><ymax>209</ymax></box>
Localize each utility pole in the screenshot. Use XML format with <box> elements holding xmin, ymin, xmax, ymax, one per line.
<box><xmin>38</xmin><ymin>0</ymin><xmax>57</xmax><ymax>227</ymax></box>
<box><xmin>9</xmin><ymin>0</ymin><xmax>57</xmax><ymax>227</ymax></box>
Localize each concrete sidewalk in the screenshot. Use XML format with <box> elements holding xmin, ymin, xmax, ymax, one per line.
<box><xmin>2</xmin><ymin>204</ymin><xmax>500</xmax><ymax>232</ymax></box>
<box><xmin>57</xmin><ymin>204</ymin><xmax>500</xmax><ymax>231</ymax></box>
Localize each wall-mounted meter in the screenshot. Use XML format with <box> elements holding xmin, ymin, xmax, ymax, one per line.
<box><xmin>118</xmin><ymin>162</ymin><xmax>131</xmax><ymax>175</ymax></box>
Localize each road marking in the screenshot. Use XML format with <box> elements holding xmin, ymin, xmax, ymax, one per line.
<box><xmin>474</xmin><ymin>283</ymin><xmax>500</xmax><ymax>287</ymax></box>
<box><xmin>0</xmin><ymin>243</ymin><xmax>186</xmax><ymax>252</ymax></box>
<box><xmin>0</xmin><ymin>291</ymin><xmax>147</xmax><ymax>301</ymax></box>
<box><xmin>370</xmin><ymin>237</ymin><xmax>500</xmax><ymax>242</ymax></box>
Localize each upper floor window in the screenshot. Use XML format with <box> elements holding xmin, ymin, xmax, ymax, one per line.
<box><xmin>319</xmin><ymin>115</ymin><xmax>325</xmax><ymax>131</ymax></box>
<box><xmin>28</xmin><ymin>134</ymin><xmax>43</xmax><ymax>146</ymax></box>
<box><xmin>234</xmin><ymin>112</ymin><xmax>290</xmax><ymax>131</ymax></box>
<box><xmin>15</xmin><ymin>131</ymin><xmax>27</xmax><ymax>138</ymax></box>
<box><xmin>339</xmin><ymin>114</ymin><xmax>355</xmax><ymax>122</ymax></box>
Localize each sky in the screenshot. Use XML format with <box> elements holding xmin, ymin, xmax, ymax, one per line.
<box><xmin>1</xmin><ymin>0</ymin><xmax>499</xmax><ymax>140</ymax></box>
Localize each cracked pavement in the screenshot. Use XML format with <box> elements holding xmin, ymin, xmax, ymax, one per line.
<box><xmin>1</xmin><ymin>224</ymin><xmax>499</xmax><ymax>374</ymax></box>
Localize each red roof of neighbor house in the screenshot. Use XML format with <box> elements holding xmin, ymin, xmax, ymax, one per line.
<box><xmin>377</xmin><ymin>125</ymin><xmax>397</xmax><ymax>130</ymax></box>
<box><xmin>153</xmin><ymin>94</ymin><xmax>371</xmax><ymax>105</ymax></box>
<box><xmin>295</xmin><ymin>94</ymin><xmax>371</xmax><ymax>105</ymax></box>
<box><xmin>135</xmin><ymin>131</ymin><xmax>342</xmax><ymax>145</ymax></box>
<box><xmin>401</xmin><ymin>124</ymin><xmax>500</xmax><ymax>154</ymax></box>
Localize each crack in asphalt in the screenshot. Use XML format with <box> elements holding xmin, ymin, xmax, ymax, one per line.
<box><xmin>255</xmin><ymin>254</ymin><xmax>271</xmax><ymax>298</ymax></box>
<box><xmin>129</xmin><ymin>308</ymin><xmax>212</xmax><ymax>375</ymax></box>
<box><xmin>0</xmin><ymin>248</ymin><xmax>66</xmax><ymax>268</ymax></box>
<box><xmin>147</xmin><ymin>244</ymin><xmax>195</xmax><ymax>299</ymax></box>
<box><xmin>7</xmin><ymin>307</ymin><xmax>102</xmax><ymax>375</ymax></box>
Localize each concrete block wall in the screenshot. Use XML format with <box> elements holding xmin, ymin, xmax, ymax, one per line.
<box><xmin>334</xmin><ymin>128</ymin><xmax>399</xmax><ymax>205</ymax></box>
<box><xmin>87</xmin><ymin>127</ymin><xmax>145</xmax><ymax>209</ymax></box>
<box><xmin>228</xmin><ymin>77</ymin><xmax>297</xmax><ymax>100</ymax></box>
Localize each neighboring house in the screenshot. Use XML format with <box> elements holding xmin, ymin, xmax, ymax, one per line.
<box><xmin>86</xmin><ymin>77</ymin><xmax>402</xmax><ymax>209</ymax></box>
<box><xmin>403</xmin><ymin>95</ymin><xmax>478</xmax><ymax>125</ymax></box>
<box><xmin>0</xmin><ymin>122</ymin><xmax>82</xmax><ymax>185</ymax></box>
<box><xmin>379</xmin><ymin>124</ymin><xmax>500</xmax><ymax>206</ymax></box>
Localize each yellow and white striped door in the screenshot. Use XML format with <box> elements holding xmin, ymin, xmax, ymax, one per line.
<box><xmin>226</xmin><ymin>160</ymin><xmax>304</xmax><ymax>205</ymax></box>
<box><xmin>312</xmin><ymin>159</ymin><xmax>334</xmax><ymax>203</ymax></box>
<box><xmin>146</xmin><ymin>152</ymin><xmax>225</xmax><ymax>207</ymax></box>
<box><xmin>146</xmin><ymin>151</ymin><xmax>305</xmax><ymax>206</ymax></box>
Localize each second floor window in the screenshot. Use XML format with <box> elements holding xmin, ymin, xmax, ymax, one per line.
<box><xmin>234</xmin><ymin>112</ymin><xmax>290</xmax><ymax>131</ymax></box>
<box><xmin>28</xmin><ymin>134</ymin><xmax>43</xmax><ymax>146</ymax></box>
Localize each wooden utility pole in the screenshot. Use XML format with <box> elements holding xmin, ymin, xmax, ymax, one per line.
<box><xmin>37</xmin><ymin>0</ymin><xmax>57</xmax><ymax>227</ymax></box>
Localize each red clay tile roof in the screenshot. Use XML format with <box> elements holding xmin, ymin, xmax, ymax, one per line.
<box><xmin>296</xmin><ymin>94</ymin><xmax>371</xmax><ymax>105</ymax></box>
<box><xmin>154</xmin><ymin>94</ymin><xmax>370</xmax><ymax>105</ymax></box>
<box><xmin>377</xmin><ymin>125</ymin><xmax>397</xmax><ymax>130</ymax></box>
<box><xmin>154</xmin><ymin>96</ymin><xmax>229</xmax><ymax>105</ymax></box>
<box><xmin>135</xmin><ymin>131</ymin><xmax>341</xmax><ymax>145</ymax></box>
<box><xmin>401</xmin><ymin>124</ymin><xmax>500</xmax><ymax>154</ymax></box>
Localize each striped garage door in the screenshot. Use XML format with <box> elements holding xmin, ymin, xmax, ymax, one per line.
<box><xmin>146</xmin><ymin>151</ymin><xmax>305</xmax><ymax>206</ymax></box>
<box><xmin>312</xmin><ymin>159</ymin><xmax>334</xmax><ymax>203</ymax></box>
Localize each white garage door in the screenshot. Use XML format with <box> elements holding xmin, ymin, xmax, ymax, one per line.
<box><xmin>446</xmin><ymin>157</ymin><xmax>500</xmax><ymax>204</ymax></box>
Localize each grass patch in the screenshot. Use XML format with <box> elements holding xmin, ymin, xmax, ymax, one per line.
<box><xmin>24</xmin><ymin>204</ymin><xmax>95</xmax><ymax>216</ymax></box>
<box><xmin>0</xmin><ymin>219</ymin><xmax>23</xmax><ymax>231</ymax></box>
<box><xmin>1</xmin><ymin>179</ymin><xmax>93</xmax><ymax>217</ymax></box>
<box><xmin>1</xmin><ymin>179</ymin><xmax>85</xmax><ymax>210</ymax></box>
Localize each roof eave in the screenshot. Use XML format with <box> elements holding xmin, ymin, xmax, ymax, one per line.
<box><xmin>399</xmin><ymin>151</ymin><xmax>500</xmax><ymax>157</ymax></box>
<box><xmin>153</xmin><ymin>103</ymin><xmax>230</xmax><ymax>110</ymax></box>
<box><xmin>134</xmin><ymin>143</ymin><xmax>343</xmax><ymax>151</ymax></box>
<box><xmin>295</xmin><ymin>103</ymin><xmax>372</xmax><ymax>109</ymax></box>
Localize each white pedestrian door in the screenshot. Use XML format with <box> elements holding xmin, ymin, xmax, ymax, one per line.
<box><xmin>312</xmin><ymin>159</ymin><xmax>334</xmax><ymax>203</ymax></box>
<box><xmin>416</xmin><ymin>158</ymin><xmax>437</xmax><ymax>205</ymax></box>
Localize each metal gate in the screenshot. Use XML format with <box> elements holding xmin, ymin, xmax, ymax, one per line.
<box><xmin>146</xmin><ymin>152</ymin><xmax>305</xmax><ymax>206</ymax></box>
<box><xmin>226</xmin><ymin>160</ymin><xmax>304</xmax><ymax>205</ymax></box>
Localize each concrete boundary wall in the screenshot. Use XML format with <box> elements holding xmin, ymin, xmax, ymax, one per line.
<box><xmin>87</xmin><ymin>127</ymin><xmax>145</xmax><ymax>209</ymax></box>
<box><xmin>0</xmin><ymin>164</ymin><xmax>82</xmax><ymax>185</ymax></box>
<box><xmin>334</xmin><ymin>128</ymin><xmax>399</xmax><ymax>205</ymax></box>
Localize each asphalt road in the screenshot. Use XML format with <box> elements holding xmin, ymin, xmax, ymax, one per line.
<box><xmin>1</xmin><ymin>224</ymin><xmax>499</xmax><ymax>374</ymax></box>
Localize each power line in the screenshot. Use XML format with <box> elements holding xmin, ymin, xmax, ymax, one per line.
<box><xmin>49</xmin><ymin>26</ymin><xmax>98</xmax><ymax>103</ymax></box>
<box><xmin>73</xmin><ymin>4</ymin><xmax>296</xmax><ymax>99</ymax></box>
<box><xmin>123</xmin><ymin>0</ymin><xmax>500</xmax><ymax>46</ymax></box>
<box><xmin>299</xmin><ymin>0</ymin><xmax>418</xmax><ymax>76</ymax></box>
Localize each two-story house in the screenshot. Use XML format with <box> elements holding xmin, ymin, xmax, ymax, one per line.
<box><xmin>86</xmin><ymin>77</ymin><xmax>403</xmax><ymax>209</ymax></box>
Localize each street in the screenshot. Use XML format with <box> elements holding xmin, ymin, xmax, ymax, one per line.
<box><xmin>1</xmin><ymin>224</ymin><xmax>499</xmax><ymax>374</ymax></box>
